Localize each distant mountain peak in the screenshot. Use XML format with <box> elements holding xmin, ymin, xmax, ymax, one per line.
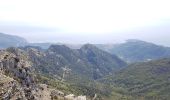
<box><xmin>80</xmin><ymin>44</ymin><xmax>99</xmax><ymax>50</ymax></box>
<box><xmin>125</xmin><ymin>39</ymin><xmax>161</xmax><ymax>47</ymax></box>
<box><xmin>48</xmin><ymin>44</ymin><xmax>72</xmax><ymax>53</ymax></box>
<box><xmin>49</xmin><ymin>44</ymin><xmax>69</xmax><ymax>49</ymax></box>
<box><xmin>126</xmin><ymin>39</ymin><xmax>146</xmax><ymax>42</ymax></box>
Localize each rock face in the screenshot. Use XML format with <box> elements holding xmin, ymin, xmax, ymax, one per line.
<box><xmin>0</xmin><ymin>48</ymin><xmax>35</xmax><ymax>100</ymax></box>
<box><xmin>0</xmin><ymin>48</ymin><xmax>87</xmax><ymax>100</ymax></box>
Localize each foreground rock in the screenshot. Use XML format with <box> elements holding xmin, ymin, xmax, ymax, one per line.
<box><xmin>0</xmin><ymin>48</ymin><xmax>86</xmax><ymax>100</ymax></box>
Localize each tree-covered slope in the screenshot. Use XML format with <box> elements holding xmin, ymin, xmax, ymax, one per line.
<box><xmin>101</xmin><ymin>58</ymin><xmax>170</xmax><ymax>100</ymax></box>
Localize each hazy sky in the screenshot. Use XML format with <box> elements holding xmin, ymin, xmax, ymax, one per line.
<box><xmin>0</xmin><ymin>0</ymin><xmax>170</xmax><ymax>46</ymax></box>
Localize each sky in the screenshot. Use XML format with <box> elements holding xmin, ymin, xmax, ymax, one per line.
<box><xmin>0</xmin><ymin>0</ymin><xmax>170</xmax><ymax>46</ymax></box>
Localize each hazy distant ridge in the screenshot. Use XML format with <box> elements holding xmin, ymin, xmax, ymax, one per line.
<box><xmin>0</xmin><ymin>33</ymin><xmax>27</xmax><ymax>48</ymax></box>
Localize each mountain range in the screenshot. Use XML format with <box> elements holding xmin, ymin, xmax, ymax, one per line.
<box><xmin>98</xmin><ymin>39</ymin><xmax>170</xmax><ymax>63</ymax></box>
<box><xmin>2</xmin><ymin>33</ymin><xmax>170</xmax><ymax>63</ymax></box>
<box><xmin>1</xmin><ymin>33</ymin><xmax>170</xmax><ymax>100</ymax></box>
<box><xmin>21</xmin><ymin>44</ymin><xmax>126</xmax><ymax>81</ymax></box>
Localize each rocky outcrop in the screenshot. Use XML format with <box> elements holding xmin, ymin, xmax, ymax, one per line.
<box><xmin>0</xmin><ymin>48</ymin><xmax>87</xmax><ymax>100</ymax></box>
<box><xmin>0</xmin><ymin>48</ymin><xmax>36</xmax><ymax>99</ymax></box>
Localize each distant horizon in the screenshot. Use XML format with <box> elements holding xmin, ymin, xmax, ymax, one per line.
<box><xmin>1</xmin><ymin>32</ymin><xmax>170</xmax><ymax>48</ymax></box>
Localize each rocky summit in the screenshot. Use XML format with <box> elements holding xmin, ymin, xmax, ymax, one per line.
<box><xmin>0</xmin><ymin>48</ymin><xmax>86</xmax><ymax>100</ymax></box>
